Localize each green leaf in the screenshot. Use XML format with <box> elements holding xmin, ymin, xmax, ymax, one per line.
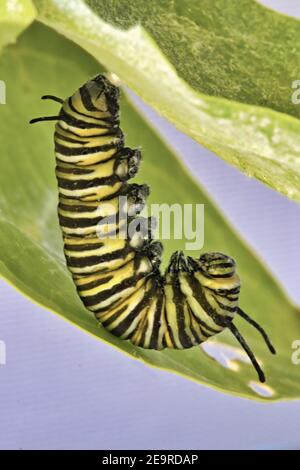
<box><xmin>32</xmin><ymin>0</ymin><xmax>300</xmax><ymax>203</ymax></box>
<box><xmin>0</xmin><ymin>0</ymin><xmax>36</xmax><ymax>52</ymax></box>
<box><xmin>1</xmin><ymin>22</ymin><xmax>299</xmax><ymax>400</ymax></box>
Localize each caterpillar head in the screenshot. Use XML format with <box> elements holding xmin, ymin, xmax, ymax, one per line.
<box><xmin>82</xmin><ymin>74</ymin><xmax>120</xmax><ymax>114</ymax></box>
<box><xmin>194</xmin><ymin>252</ymin><xmax>236</xmax><ymax>279</ymax></box>
<box><xmin>187</xmin><ymin>252</ymin><xmax>240</xmax><ymax>293</ymax></box>
<box><xmin>187</xmin><ymin>252</ymin><xmax>241</xmax><ymax>304</ymax></box>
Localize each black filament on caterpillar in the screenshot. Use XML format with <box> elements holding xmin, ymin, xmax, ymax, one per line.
<box><xmin>30</xmin><ymin>74</ymin><xmax>276</xmax><ymax>383</ymax></box>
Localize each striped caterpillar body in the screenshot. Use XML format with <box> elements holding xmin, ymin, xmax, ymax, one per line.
<box><xmin>30</xmin><ymin>75</ymin><xmax>275</xmax><ymax>383</ymax></box>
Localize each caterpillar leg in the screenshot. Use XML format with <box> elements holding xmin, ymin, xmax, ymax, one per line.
<box><xmin>29</xmin><ymin>95</ymin><xmax>63</xmax><ymax>124</ymax></box>
<box><xmin>236</xmin><ymin>307</ymin><xmax>276</xmax><ymax>354</ymax></box>
<box><xmin>30</xmin><ymin>115</ymin><xmax>59</xmax><ymax>124</ymax></box>
<box><xmin>41</xmin><ymin>95</ymin><xmax>64</xmax><ymax>104</ymax></box>
<box><xmin>115</xmin><ymin>147</ymin><xmax>141</xmax><ymax>181</ymax></box>
<box><xmin>225</xmin><ymin>320</ymin><xmax>266</xmax><ymax>383</ymax></box>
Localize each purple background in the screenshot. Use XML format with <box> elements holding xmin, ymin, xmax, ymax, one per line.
<box><xmin>0</xmin><ymin>0</ymin><xmax>300</xmax><ymax>450</ymax></box>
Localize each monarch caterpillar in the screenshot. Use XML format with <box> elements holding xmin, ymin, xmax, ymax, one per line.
<box><xmin>30</xmin><ymin>74</ymin><xmax>275</xmax><ymax>383</ymax></box>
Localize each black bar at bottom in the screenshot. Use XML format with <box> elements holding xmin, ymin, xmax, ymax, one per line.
<box><xmin>0</xmin><ymin>449</ymin><xmax>297</xmax><ymax>464</ymax></box>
